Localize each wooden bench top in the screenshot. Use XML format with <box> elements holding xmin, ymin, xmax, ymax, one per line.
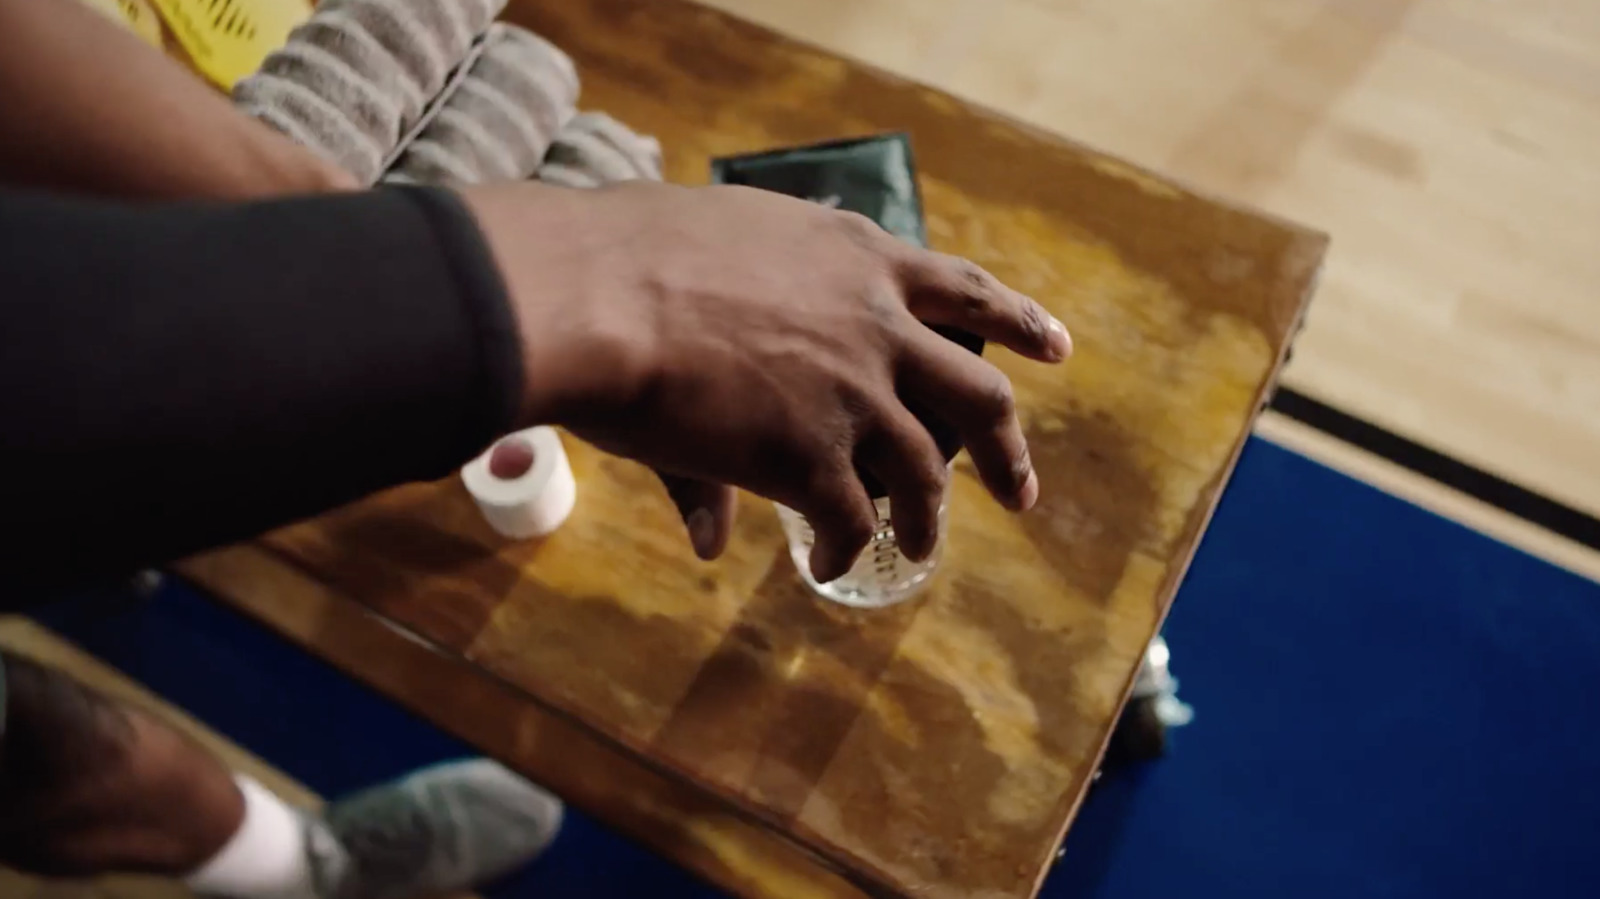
<box><xmin>183</xmin><ymin>1</ymin><xmax>1326</xmax><ymax>897</ymax></box>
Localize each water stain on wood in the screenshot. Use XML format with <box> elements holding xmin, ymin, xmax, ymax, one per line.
<box><xmin>470</xmin><ymin>589</ymin><xmax>713</xmax><ymax>742</ymax></box>
<box><xmin>655</xmin><ymin>555</ymin><xmax>920</xmax><ymax>820</ymax></box>
<box><xmin>1019</xmin><ymin>410</ymin><xmax>1158</xmax><ymax>604</ymax></box>
<box><xmin>801</xmin><ymin>657</ymin><xmax>1046</xmax><ymax>898</ymax></box>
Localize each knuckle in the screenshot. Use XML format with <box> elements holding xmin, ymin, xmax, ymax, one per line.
<box><xmin>954</xmin><ymin>258</ymin><xmax>995</xmax><ymax>293</ymax></box>
<box><xmin>912</xmin><ymin>457</ymin><xmax>949</xmax><ymax>501</ymax></box>
<box><xmin>959</xmin><ymin>289</ymin><xmax>995</xmax><ymax>322</ymax></box>
<box><xmin>835</xmin><ymin>210</ymin><xmax>886</xmax><ymax>244</ymax></box>
<box><xmin>836</xmin><ymin>379</ymin><xmax>885</xmax><ymax>425</ymax></box>
<box><xmin>840</xmin><ymin>509</ymin><xmax>877</xmax><ymax>548</ymax></box>
<box><xmin>802</xmin><ymin>441</ymin><xmax>854</xmax><ymax>487</ymax></box>
<box><xmin>886</xmin><ymin>429</ymin><xmax>948</xmax><ymax>493</ymax></box>
<box><xmin>871</xmin><ymin>300</ymin><xmax>910</xmax><ymax>347</ymax></box>
<box><xmin>974</xmin><ymin>371</ymin><xmax>1017</xmax><ymax>421</ymax></box>
<box><xmin>801</xmin><ymin>442</ymin><xmax>849</xmax><ymax>487</ymax></box>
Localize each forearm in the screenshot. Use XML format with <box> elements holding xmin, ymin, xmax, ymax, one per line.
<box><xmin>0</xmin><ymin>0</ymin><xmax>348</xmax><ymax>199</ymax></box>
<box><xmin>0</xmin><ymin>186</ymin><xmax>521</xmax><ymax>589</ymax></box>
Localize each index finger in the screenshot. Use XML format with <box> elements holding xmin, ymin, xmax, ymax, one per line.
<box><xmin>898</xmin><ymin>250</ymin><xmax>1071</xmax><ymax>363</ymax></box>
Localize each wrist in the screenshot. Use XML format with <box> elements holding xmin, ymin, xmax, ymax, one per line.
<box><xmin>458</xmin><ymin>183</ymin><xmax>654</xmax><ymax>429</ymax></box>
<box><xmin>234</xmin><ymin>123</ymin><xmax>359</xmax><ymax>197</ymax></box>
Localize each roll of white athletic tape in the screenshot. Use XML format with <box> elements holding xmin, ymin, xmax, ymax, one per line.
<box><xmin>461</xmin><ymin>426</ymin><xmax>576</xmax><ymax>538</ymax></box>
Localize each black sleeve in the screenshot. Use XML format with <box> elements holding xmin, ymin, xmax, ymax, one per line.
<box><xmin>0</xmin><ymin>186</ymin><xmax>524</xmax><ymax>593</ymax></box>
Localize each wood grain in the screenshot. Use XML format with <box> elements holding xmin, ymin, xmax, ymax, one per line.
<box><xmin>186</xmin><ymin>1</ymin><xmax>1325</xmax><ymax>897</ymax></box>
<box><xmin>178</xmin><ymin>546</ymin><xmax>873</xmax><ymax>899</ymax></box>
<box><xmin>871</xmin><ymin>0</ymin><xmax>1600</xmax><ymax>519</ymax></box>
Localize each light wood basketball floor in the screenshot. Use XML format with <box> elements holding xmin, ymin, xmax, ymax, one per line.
<box><xmin>698</xmin><ymin>0</ymin><xmax>1600</xmax><ymax>580</ymax></box>
<box><xmin>8</xmin><ymin>1</ymin><xmax>1597</xmax><ymax>896</ymax></box>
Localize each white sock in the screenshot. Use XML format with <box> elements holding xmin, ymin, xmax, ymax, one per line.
<box><xmin>184</xmin><ymin>774</ymin><xmax>317</xmax><ymax>899</ymax></box>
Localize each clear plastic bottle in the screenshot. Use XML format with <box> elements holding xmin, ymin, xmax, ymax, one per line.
<box><xmin>775</xmin><ymin>496</ymin><xmax>946</xmax><ymax>608</ymax></box>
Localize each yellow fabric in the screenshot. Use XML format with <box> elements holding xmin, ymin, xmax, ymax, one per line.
<box><xmin>145</xmin><ymin>0</ymin><xmax>310</xmax><ymax>89</ymax></box>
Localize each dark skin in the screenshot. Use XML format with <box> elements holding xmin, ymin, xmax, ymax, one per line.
<box><xmin>0</xmin><ymin>0</ymin><xmax>330</xmax><ymax>878</ymax></box>
<box><xmin>468</xmin><ymin>181</ymin><xmax>1070</xmax><ymax>580</ymax></box>
<box><xmin>0</xmin><ymin>0</ymin><xmax>351</xmax><ymax>198</ymax></box>
<box><xmin>0</xmin><ymin>653</ymin><xmax>242</xmax><ymax>877</ymax></box>
<box><xmin>0</xmin><ymin>0</ymin><xmax>1071</xmax><ymax>578</ymax></box>
<box><xmin>0</xmin><ymin>0</ymin><xmax>1071</xmax><ymax>580</ymax></box>
<box><xmin>0</xmin><ymin>0</ymin><xmax>1070</xmax><ymax>880</ymax></box>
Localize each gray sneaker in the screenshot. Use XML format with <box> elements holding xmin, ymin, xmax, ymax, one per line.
<box><xmin>305</xmin><ymin>759</ymin><xmax>564</xmax><ymax>899</ymax></box>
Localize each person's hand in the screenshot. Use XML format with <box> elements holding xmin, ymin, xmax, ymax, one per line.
<box><xmin>464</xmin><ymin>181</ymin><xmax>1071</xmax><ymax>581</ymax></box>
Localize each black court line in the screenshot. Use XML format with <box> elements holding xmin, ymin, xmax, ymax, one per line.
<box><xmin>1267</xmin><ymin>387</ymin><xmax>1600</xmax><ymax>554</ymax></box>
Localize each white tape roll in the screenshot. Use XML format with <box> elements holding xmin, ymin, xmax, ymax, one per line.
<box><xmin>461</xmin><ymin>426</ymin><xmax>577</xmax><ymax>538</ymax></box>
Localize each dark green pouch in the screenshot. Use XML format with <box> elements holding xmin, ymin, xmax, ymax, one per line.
<box><xmin>711</xmin><ymin>134</ymin><xmax>984</xmax><ymax>494</ymax></box>
<box><xmin>711</xmin><ymin>133</ymin><xmax>929</xmax><ymax>247</ymax></box>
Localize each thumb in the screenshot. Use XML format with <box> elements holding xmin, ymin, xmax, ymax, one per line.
<box><xmin>656</xmin><ymin>473</ymin><xmax>737</xmax><ymax>560</ymax></box>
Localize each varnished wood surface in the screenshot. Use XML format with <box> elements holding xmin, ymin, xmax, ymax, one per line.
<box><xmin>179</xmin><ymin>547</ymin><xmax>872</xmax><ymax>899</ymax></box>
<box><xmin>696</xmin><ymin>0</ymin><xmax>1600</xmax><ymax>523</ymax></box>
<box><xmin>187</xmin><ymin>1</ymin><xmax>1326</xmax><ymax>897</ymax></box>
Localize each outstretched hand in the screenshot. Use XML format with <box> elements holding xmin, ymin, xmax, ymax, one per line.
<box><xmin>465</xmin><ymin>181</ymin><xmax>1070</xmax><ymax>581</ymax></box>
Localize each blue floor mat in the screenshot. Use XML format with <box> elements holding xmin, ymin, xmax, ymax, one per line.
<box><xmin>35</xmin><ymin>437</ymin><xmax>1600</xmax><ymax>898</ymax></box>
<box><xmin>1050</xmin><ymin>438</ymin><xmax>1600</xmax><ymax>899</ymax></box>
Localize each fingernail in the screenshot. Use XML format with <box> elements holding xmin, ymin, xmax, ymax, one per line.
<box><xmin>1018</xmin><ymin>469</ymin><xmax>1040</xmax><ymax>511</ymax></box>
<box><xmin>1047</xmin><ymin>316</ymin><xmax>1073</xmax><ymax>360</ymax></box>
<box><xmin>687</xmin><ymin>507</ymin><xmax>716</xmax><ymax>559</ymax></box>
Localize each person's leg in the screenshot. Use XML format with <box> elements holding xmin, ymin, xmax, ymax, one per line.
<box><xmin>0</xmin><ymin>650</ymin><xmax>244</xmax><ymax>877</ymax></box>
<box><xmin>0</xmin><ymin>649</ymin><xmax>564</xmax><ymax>898</ymax></box>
